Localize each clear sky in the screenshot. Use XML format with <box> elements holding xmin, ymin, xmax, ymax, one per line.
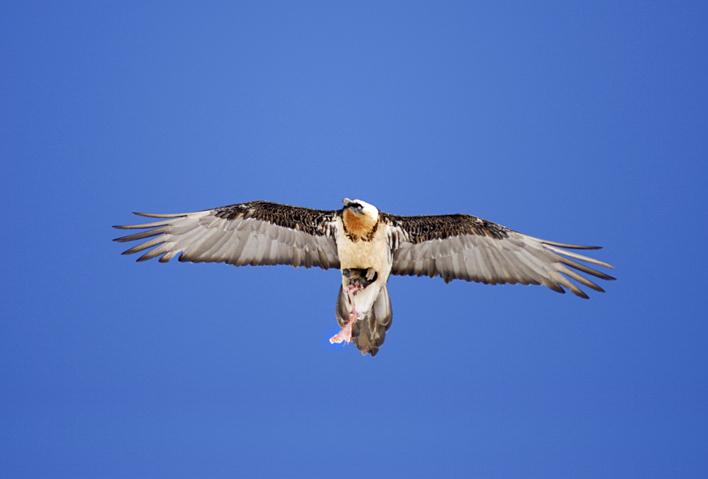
<box><xmin>2</xmin><ymin>2</ymin><xmax>706</xmax><ymax>478</ymax></box>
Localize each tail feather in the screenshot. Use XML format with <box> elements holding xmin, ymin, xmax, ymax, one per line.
<box><xmin>335</xmin><ymin>284</ymin><xmax>393</xmax><ymax>357</ymax></box>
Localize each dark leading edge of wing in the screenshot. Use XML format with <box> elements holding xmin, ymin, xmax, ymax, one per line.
<box><xmin>382</xmin><ymin>213</ymin><xmax>615</xmax><ymax>299</ymax></box>
<box><xmin>113</xmin><ymin>201</ymin><xmax>341</xmax><ymax>270</ymax></box>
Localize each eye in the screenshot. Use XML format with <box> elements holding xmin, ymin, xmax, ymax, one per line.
<box><xmin>350</xmin><ymin>202</ymin><xmax>362</xmax><ymax>209</ymax></box>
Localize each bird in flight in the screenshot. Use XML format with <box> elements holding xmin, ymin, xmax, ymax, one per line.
<box><xmin>114</xmin><ymin>199</ymin><xmax>614</xmax><ymax>356</ymax></box>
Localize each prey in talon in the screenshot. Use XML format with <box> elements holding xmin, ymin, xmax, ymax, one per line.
<box><xmin>343</xmin><ymin>267</ymin><xmax>378</xmax><ymax>291</ymax></box>
<box><xmin>329</xmin><ymin>268</ymin><xmax>381</xmax><ymax>345</ymax></box>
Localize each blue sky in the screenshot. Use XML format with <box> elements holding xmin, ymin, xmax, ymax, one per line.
<box><xmin>2</xmin><ymin>1</ymin><xmax>706</xmax><ymax>477</ymax></box>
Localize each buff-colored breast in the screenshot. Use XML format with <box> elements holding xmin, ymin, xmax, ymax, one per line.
<box><xmin>336</xmin><ymin>217</ymin><xmax>392</xmax><ymax>279</ymax></box>
<box><xmin>342</xmin><ymin>209</ymin><xmax>378</xmax><ymax>238</ymax></box>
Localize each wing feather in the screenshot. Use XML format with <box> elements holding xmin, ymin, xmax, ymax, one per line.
<box><xmin>383</xmin><ymin>212</ymin><xmax>614</xmax><ymax>298</ymax></box>
<box><xmin>543</xmin><ymin>243</ymin><xmax>612</xmax><ymax>268</ymax></box>
<box><xmin>114</xmin><ymin>201</ymin><xmax>340</xmax><ymax>270</ymax></box>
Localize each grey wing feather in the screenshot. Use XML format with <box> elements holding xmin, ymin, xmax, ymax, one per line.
<box><xmin>113</xmin><ymin>201</ymin><xmax>341</xmax><ymax>270</ymax></box>
<box><xmin>383</xmin><ymin>213</ymin><xmax>615</xmax><ymax>298</ymax></box>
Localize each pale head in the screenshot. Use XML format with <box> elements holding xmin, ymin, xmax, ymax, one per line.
<box><xmin>342</xmin><ymin>198</ymin><xmax>379</xmax><ymax>219</ymax></box>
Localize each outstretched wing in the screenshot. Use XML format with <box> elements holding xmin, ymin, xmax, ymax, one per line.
<box><xmin>114</xmin><ymin>201</ymin><xmax>341</xmax><ymax>269</ymax></box>
<box><xmin>382</xmin><ymin>213</ymin><xmax>614</xmax><ymax>299</ymax></box>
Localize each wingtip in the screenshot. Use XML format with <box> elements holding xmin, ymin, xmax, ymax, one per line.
<box><xmin>576</xmin><ymin>290</ymin><xmax>590</xmax><ymax>300</ymax></box>
<box><xmin>132</xmin><ymin>212</ymin><xmax>188</xmax><ymax>219</ymax></box>
<box><xmin>571</xmin><ymin>244</ymin><xmax>603</xmax><ymax>250</ymax></box>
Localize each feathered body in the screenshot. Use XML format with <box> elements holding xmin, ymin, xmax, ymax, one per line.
<box><xmin>333</xmin><ymin>201</ymin><xmax>393</xmax><ymax>356</ymax></box>
<box><xmin>114</xmin><ymin>198</ymin><xmax>615</xmax><ymax>356</ymax></box>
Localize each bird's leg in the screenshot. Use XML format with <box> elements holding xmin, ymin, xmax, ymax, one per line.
<box><xmin>329</xmin><ymin>280</ymin><xmax>362</xmax><ymax>345</ymax></box>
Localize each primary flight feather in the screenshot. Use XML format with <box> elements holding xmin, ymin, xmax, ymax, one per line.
<box><xmin>114</xmin><ymin>199</ymin><xmax>615</xmax><ymax>356</ymax></box>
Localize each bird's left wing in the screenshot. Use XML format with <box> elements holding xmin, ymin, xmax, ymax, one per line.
<box><xmin>382</xmin><ymin>213</ymin><xmax>614</xmax><ymax>298</ymax></box>
<box><xmin>114</xmin><ymin>201</ymin><xmax>341</xmax><ymax>269</ymax></box>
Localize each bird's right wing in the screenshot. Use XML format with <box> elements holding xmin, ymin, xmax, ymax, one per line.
<box><xmin>113</xmin><ymin>201</ymin><xmax>341</xmax><ymax>270</ymax></box>
<box><xmin>383</xmin><ymin>212</ymin><xmax>614</xmax><ymax>298</ymax></box>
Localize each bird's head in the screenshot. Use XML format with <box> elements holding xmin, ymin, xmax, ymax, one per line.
<box><xmin>342</xmin><ymin>198</ymin><xmax>379</xmax><ymax>236</ymax></box>
<box><xmin>342</xmin><ymin>198</ymin><xmax>378</xmax><ymax>218</ymax></box>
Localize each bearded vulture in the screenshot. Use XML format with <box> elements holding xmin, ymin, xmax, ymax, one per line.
<box><xmin>113</xmin><ymin>199</ymin><xmax>614</xmax><ymax>356</ymax></box>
